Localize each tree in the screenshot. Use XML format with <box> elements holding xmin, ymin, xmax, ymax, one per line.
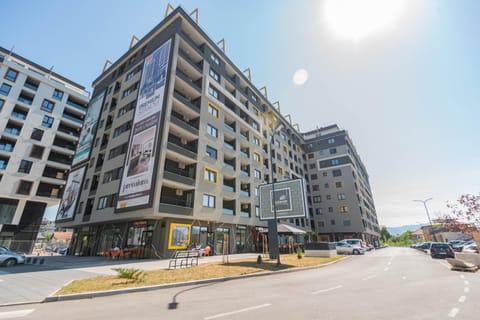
<box><xmin>446</xmin><ymin>193</ymin><xmax>480</xmax><ymax>245</ymax></box>
<box><xmin>380</xmin><ymin>227</ymin><xmax>392</xmax><ymax>244</ymax></box>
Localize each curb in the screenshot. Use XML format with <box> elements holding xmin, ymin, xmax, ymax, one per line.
<box><xmin>44</xmin><ymin>256</ymin><xmax>349</xmax><ymax>303</ymax></box>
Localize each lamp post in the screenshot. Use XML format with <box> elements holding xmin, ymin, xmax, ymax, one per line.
<box><xmin>268</xmin><ymin>124</ymin><xmax>283</xmax><ymax>266</ymax></box>
<box><xmin>413</xmin><ymin>198</ymin><xmax>434</xmax><ymax>241</ymax></box>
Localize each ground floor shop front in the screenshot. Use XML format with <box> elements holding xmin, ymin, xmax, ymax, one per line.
<box><xmin>68</xmin><ymin>218</ymin><xmax>266</xmax><ymax>259</ymax></box>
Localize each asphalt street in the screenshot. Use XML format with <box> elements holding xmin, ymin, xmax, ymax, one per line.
<box><xmin>0</xmin><ymin>247</ymin><xmax>478</xmax><ymax>319</ymax></box>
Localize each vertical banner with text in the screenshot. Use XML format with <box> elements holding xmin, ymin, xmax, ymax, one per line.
<box><xmin>55</xmin><ymin>166</ymin><xmax>86</xmax><ymax>221</ymax></box>
<box><xmin>117</xmin><ymin>39</ymin><xmax>172</xmax><ymax>209</ymax></box>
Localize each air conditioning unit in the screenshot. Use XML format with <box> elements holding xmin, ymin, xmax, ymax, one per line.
<box><xmin>176</xmin><ymin>189</ymin><xmax>184</xmax><ymax>196</ymax></box>
<box><xmin>178</xmin><ymin>162</ymin><xmax>185</xmax><ymax>169</ymax></box>
<box><xmin>181</xmin><ymin>138</ymin><xmax>187</xmax><ymax>145</ymax></box>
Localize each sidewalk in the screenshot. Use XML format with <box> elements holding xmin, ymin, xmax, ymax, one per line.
<box><xmin>0</xmin><ymin>253</ymin><xmax>259</xmax><ymax>306</ymax></box>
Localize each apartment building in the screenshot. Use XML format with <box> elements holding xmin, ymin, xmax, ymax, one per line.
<box><xmin>0</xmin><ymin>47</ymin><xmax>89</xmax><ymax>252</ymax></box>
<box><xmin>56</xmin><ymin>7</ymin><xmax>379</xmax><ymax>257</ymax></box>
<box><xmin>303</xmin><ymin>125</ymin><xmax>380</xmax><ymax>245</ymax></box>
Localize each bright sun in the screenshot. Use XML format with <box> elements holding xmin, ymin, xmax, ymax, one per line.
<box><xmin>324</xmin><ymin>0</ymin><xmax>407</xmax><ymax>41</ymax></box>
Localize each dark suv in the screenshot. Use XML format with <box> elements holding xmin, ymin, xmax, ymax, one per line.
<box><xmin>430</xmin><ymin>243</ymin><xmax>455</xmax><ymax>259</ymax></box>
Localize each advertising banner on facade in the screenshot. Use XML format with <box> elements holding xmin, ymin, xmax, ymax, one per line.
<box><xmin>117</xmin><ymin>39</ymin><xmax>172</xmax><ymax>209</ymax></box>
<box><xmin>56</xmin><ymin>166</ymin><xmax>86</xmax><ymax>221</ymax></box>
<box><xmin>168</xmin><ymin>223</ymin><xmax>191</xmax><ymax>250</ymax></box>
<box><xmin>72</xmin><ymin>90</ymin><xmax>105</xmax><ymax>166</ymax></box>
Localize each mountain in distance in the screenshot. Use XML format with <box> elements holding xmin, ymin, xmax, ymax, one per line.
<box><xmin>387</xmin><ymin>224</ymin><xmax>425</xmax><ymax>236</ymax></box>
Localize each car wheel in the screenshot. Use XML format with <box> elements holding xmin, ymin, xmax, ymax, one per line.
<box><xmin>353</xmin><ymin>249</ymin><xmax>359</xmax><ymax>255</ymax></box>
<box><xmin>4</xmin><ymin>258</ymin><xmax>16</xmax><ymax>267</ymax></box>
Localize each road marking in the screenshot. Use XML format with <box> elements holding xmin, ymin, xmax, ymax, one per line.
<box><xmin>0</xmin><ymin>309</ymin><xmax>35</xmax><ymax>319</ymax></box>
<box><xmin>448</xmin><ymin>307</ymin><xmax>460</xmax><ymax>318</ymax></box>
<box><xmin>464</xmin><ymin>287</ymin><xmax>469</xmax><ymax>293</ymax></box>
<box><xmin>402</xmin><ymin>276</ymin><xmax>407</xmax><ymax>280</ymax></box>
<box><xmin>362</xmin><ymin>274</ymin><xmax>377</xmax><ymax>281</ymax></box>
<box><xmin>438</xmin><ymin>261</ymin><xmax>450</xmax><ymax>269</ymax></box>
<box><xmin>460</xmin><ymin>275</ymin><xmax>465</xmax><ymax>279</ymax></box>
<box><xmin>312</xmin><ymin>285</ymin><xmax>343</xmax><ymax>295</ymax></box>
<box><xmin>0</xmin><ymin>279</ymin><xmax>3</xmax><ymax>282</ymax></box>
<box><xmin>458</xmin><ymin>296</ymin><xmax>466</xmax><ymax>303</ymax></box>
<box><xmin>204</xmin><ymin>304</ymin><xmax>271</xmax><ymax>320</ymax></box>
<box><xmin>387</xmin><ymin>261</ymin><xmax>391</xmax><ymax>266</ymax></box>
<box><xmin>464</xmin><ymin>280</ymin><xmax>469</xmax><ymax>286</ymax></box>
<box><xmin>384</xmin><ymin>267</ymin><xmax>389</xmax><ymax>272</ymax></box>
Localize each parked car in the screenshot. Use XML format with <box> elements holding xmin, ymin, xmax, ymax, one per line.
<box><xmin>0</xmin><ymin>247</ymin><xmax>26</xmax><ymax>267</ymax></box>
<box><xmin>452</xmin><ymin>240</ymin><xmax>474</xmax><ymax>252</ymax></box>
<box><xmin>419</xmin><ymin>242</ymin><xmax>432</xmax><ymax>252</ymax></box>
<box><xmin>430</xmin><ymin>242</ymin><xmax>455</xmax><ymax>259</ymax></box>
<box><xmin>58</xmin><ymin>247</ymin><xmax>69</xmax><ymax>255</ymax></box>
<box><xmin>339</xmin><ymin>239</ymin><xmax>367</xmax><ymax>249</ymax></box>
<box><xmin>336</xmin><ymin>242</ymin><xmax>365</xmax><ymax>255</ymax></box>
<box><xmin>462</xmin><ymin>243</ymin><xmax>479</xmax><ymax>254</ymax></box>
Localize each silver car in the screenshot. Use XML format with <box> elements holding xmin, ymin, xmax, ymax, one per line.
<box><xmin>336</xmin><ymin>242</ymin><xmax>365</xmax><ymax>255</ymax></box>
<box><xmin>0</xmin><ymin>247</ymin><xmax>26</xmax><ymax>267</ymax></box>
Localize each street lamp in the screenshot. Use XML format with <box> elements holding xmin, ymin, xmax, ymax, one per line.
<box><xmin>266</xmin><ymin>116</ymin><xmax>283</xmax><ymax>266</ymax></box>
<box><xmin>413</xmin><ymin>198</ymin><xmax>435</xmax><ymax>241</ymax></box>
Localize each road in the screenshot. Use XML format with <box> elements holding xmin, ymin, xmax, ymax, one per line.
<box><xmin>0</xmin><ymin>247</ymin><xmax>478</xmax><ymax>319</ymax></box>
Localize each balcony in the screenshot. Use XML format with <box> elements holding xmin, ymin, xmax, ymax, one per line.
<box><xmin>176</xmin><ymin>69</ymin><xmax>201</xmax><ymax>92</ymax></box>
<box><xmin>240</xmin><ymin>190</ymin><xmax>250</xmax><ymax>197</ymax></box>
<box><xmin>66</xmin><ymin>98</ymin><xmax>88</xmax><ymax>112</ymax></box>
<box><xmin>167</xmin><ymin>135</ymin><xmax>198</xmax><ymax>160</ymax></box>
<box><xmin>18</xmin><ymin>93</ymin><xmax>33</xmax><ymax>106</ymax></box>
<box><xmin>173</xmin><ymin>90</ymin><xmax>200</xmax><ymax>114</ymax></box>
<box><xmin>224</xmin><ymin>122</ymin><xmax>236</xmax><ymax>133</ymax></box>
<box><xmin>62</xmin><ymin>113</ymin><xmax>83</xmax><ymax>125</ymax></box>
<box><xmin>222</xmin><ymin>208</ymin><xmax>235</xmax><ymax>215</ymax></box>
<box><xmin>223</xmin><ymin>162</ymin><xmax>235</xmax><ymax>171</ymax></box>
<box><xmin>170</xmin><ymin>111</ymin><xmax>199</xmax><ymax>136</ymax></box>
<box><xmin>224</xmin><ymin>141</ymin><xmax>235</xmax><ymax>151</ymax></box>
<box><xmin>23</xmin><ymin>81</ymin><xmax>38</xmax><ymax>92</ymax></box>
<box><xmin>178</xmin><ymin>49</ymin><xmax>202</xmax><ymax>74</ymax></box>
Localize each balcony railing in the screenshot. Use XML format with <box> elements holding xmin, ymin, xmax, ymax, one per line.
<box><xmin>4</xmin><ymin>128</ymin><xmax>21</xmax><ymax>136</ymax></box>
<box><xmin>223</xmin><ymin>162</ymin><xmax>235</xmax><ymax>170</ymax></box>
<box><xmin>223</xmin><ymin>185</ymin><xmax>235</xmax><ymax>192</ymax></box>
<box><xmin>224</xmin><ymin>142</ymin><xmax>235</xmax><ymax>151</ymax></box>
<box><xmin>240</xmin><ymin>211</ymin><xmax>250</xmax><ymax>218</ymax></box>
<box><xmin>18</xmin><ymin>96</ymin><xmax>33</xmax><ymax>105</ymax></box>
<box><xmin>160</xmin><ymin>195</ymin><xmax>192</xmax><ymax>208</ymax></box>
<box><xmin>24</xmin><ymin>82</ymin><xmax>38</xmax><ymax>91</ymax></box>
<box><xmin>240</xmin><ymin>170</ymin><xmax>249</xmax><ymax>177</ymax></box>
<box><xmin>0</xmin><ymin>144</ymin><xmax>14</xmax><ymax>152</ymax></box>
<box><xmin>176</xmin><ymin>69</ymin><xmax>201</xmax><ymax>91</ymax></box>
<box><xmin>66</xmin><ymin>99</ymin><xmax>88</xmax><ymax>112</ymax></box>
<box><xmin>173</xmin><ymin>90</ymin><xmax>200</xmax><ymax>113</ymax></box>
<box><xmin>11</xmin><ymin>112</ymin><xmax>27</xmax><ymax>120</ymax></box>
<box><xmin>222</xmin><ymin>208</ymin><xmax>235</xmax><ymax>215</ymax></box>
<box><xmin>62</xmin><ymin>113</ymin><xmax>83</xmax><ymax>124</ymax></box>
<box><xmin>240</xmin><ymin>190</ymin><xmax>250</xmax><ymax>197</ymax></box>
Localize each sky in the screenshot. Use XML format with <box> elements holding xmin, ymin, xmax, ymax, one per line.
<box><xmin>2</xmin><ymin>0</ymin><xmax>479</xmax><ymax>226</ymax></box>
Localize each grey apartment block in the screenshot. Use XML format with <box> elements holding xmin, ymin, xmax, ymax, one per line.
<box><xmin>55</xmin><ymin>7</ymin><xmax>379</xmax><ymax>258</ymax></box>
<box><xmin>0</xmin><ymin>48</ymin><xmax>89</xmax><ymax>253</ymax></box>
<box><xmin>303</xmin><ymin>125</ymin><xmax>380</xmax><ymax>245</ymax></box>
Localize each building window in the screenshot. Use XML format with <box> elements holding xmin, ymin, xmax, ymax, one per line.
<box><xmin>333</xmin><ymin>169</ymin><xmax>342</xmax><ymax>177</ymax></box>
<box><xmin>0</xmin><ymin>99</ymin><xmax>4</xmax><ymax>110</ymax></box>
<box><xmin>254</xmin><ymin>169</ymin><xmax>261</xmax><ymax>179</ymax></box>
<box><xmin>328</xmin><ymin>138</ymin><xmax>335</xmax><ymax>144</ymax></box>
<box><xmin>202</xmin><ymin>194</ymin><xmax>216</xmax><ymax>208</ymax></box>
<box><xmin>17</xmin><ymin>180</ymin><xmax>32</xmax><ymax>195</ymax></box>
<box><xmin>330</xmin><ymin>219</ymin><xmax>336</xmax><ymax>225</ymax></box>
<box><xmin>108</xmin><ymin>143</ymin><xmax>128</xmax><ymax>159</ymax></box>
<box><xmin>210</xmin><ymin>53</ymin><xmax>220</xmax><ymax>65</ymax></box>
<box><xmin>209</xmin><ymin>68</ymin><xmax>219</xmax><ymax>82</ymax></box>
<box><xmin>312</xmin><ymin>185</ymin><xmax>319</xmax><ymax>192</ymax></box>
<box><xmin>125</xmin><ymin>70</ymin><xmax>135</xmax><ymax>81</ymax></box>
<box><xmin>343</xmin><ymin>220</ymin><xmax>351</xmax><ymax>226</ymax></box>
<box><xmin>5</xmin><ymin>69</ymin><xmax>19</xmax><ymax>82</ymax></box>
<box><xmin>329</xmin><ymin>148</ymin><xmax>337</xmax><ymax>154</ymax></box>
<box><xmin>97</xmin><ymin>194</ymin><xmax>118</xmax><ymax>209</ymax></box>
<box><xmin>207</xmin><ymin>124</ymin><xmax>218</xmax><ymax>138</ymax></box>
<box><xmin>309</xmin><ymin>163</ymin><xmax>316</xmax><ymax>169</ymax></box>
<box><xmin>253</xmin><ymin>136</ymin><xmax>260</xmax><ymax>146</ymax></box>
<box><xmin>326</xmin><ymin>195</ymin><xmax>332</xmax><ymax>200</ymax></box>
<box><xmin>335</xmin><ymin>181</ymin><xmax>343</xmax><ymax>188</ymax></box>
<box><xmin>41</xmin><ymin>115</ymin><xmax>54</xmax><ymax>128</ymax></box>
<box><xmin>331</xmin><ymin>159</ymin><xmax>340</xmax><ymax>165</ymax></box>
<box><xmin>310</xmin><ymin>174</ymin><xmax>318</xmax><ymax>180</ymax></box>
<box><xmin>308</xmin><ymin>153</ymin><xmax>314</xmax><ymax>159</ymax></box>
<box><xmin>323</xmin><ymin>172</ymin><xmax>328</xmax><ymax>177</ymax></box>
<box><xmin>315</xmin><ymin>208</ymin><xmax>323</xmax><ymax>215</ymax></box>
<box><xmin>208</xmin><ymin>102</ymin><xmax>219</xmax><ymax>118</ymax></box>
<box><xmin>103</xmin><ymin>167</ymin><xmax>123</xmax><ymax>183</ymax></box>
<box><xmin>339</xmin><ymin>205</ymin><xmax>349</xmax><ymax>213</ymax></box>
<box><xmin>208</xmin><ymin>86</ymin><xmax>219</xmax><ymax>99</ymax></box>
<box><xmin>251</xmin><ymin>121</ymin><xmax>259</xmax><ymax>131</ymax></box>
<box><xmin>18</xmin><ymin>160</ymin><xmax>33</xmax><ymax>173</ymax></box>
<box><xmin>30</xmin><ymin>145</ymin><xmax>44</xmax><ymax>159</ymax></box>
<box><xmin>328</xmin><ymin>207</ymin><xmax>333</xmax><ymax>213</ymax></box>
<box><xmin>206</xmin><ymin>145</ymin><xmax>217</xmax><ymax>159</ymax></box>
<box><xmin>31</xmin><ymin>128</ymin><xmax>44</xmax><ymax>141</ymax></box>
<box><xmin>0</xmin><ymin>83</ymin><xmax>12</xmax><ymax>96</ymax></box>
<box><xmin>255</xmin><ymin>206</ymin><xmax>260</xmax><ymax>217</ymax></box>
<box><xmin>52</xmin><ymin>89</ymin><xmax>64</xmax><ymax>101</ymax></box>
<box><xmin>204</xmin><ymin>167</ymin><xmax>218</xmax><ymax>184</ymax></box>
<box><xmin>253</xmin><ymin>152</ymin><xmax>261</xmax><ymax>163</ymax></box>
<box><xmin>338</xmin><ymin>193</ymin><xmax>346</xmax><ymax>200</ymax></box>
<box><xmin>318</xmin><ymin>221</ymin><xmax>325</xmax><ymax>228</ymax></box>
<box><xmin>41</xmin><ymin>99</ymin><xmax>55</xmax><ymax>113</ymax></box>
<box><xmin>324</xmin><ymin>183</ymin><xmax>329</xmax><ymax>188</ymax></box>
<box><xmin>313</xmin><ymin>196</ymin><xmax>322</xmax><ymax>203</ymax></box>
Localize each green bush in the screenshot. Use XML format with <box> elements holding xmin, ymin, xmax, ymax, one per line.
<box><xmin>296</xmin><ymin>247</ymin><xmax>303</xmax><ymax>259</ymax></box>
<box><xmin>112</xmin><ymin>268</ymin><xmax>145</xmax><ymax>281</ymax></box>
<box><xmin>257</xmin><ymin>255</ymin><xmax>263</xmax><ymax>264</ymax></box>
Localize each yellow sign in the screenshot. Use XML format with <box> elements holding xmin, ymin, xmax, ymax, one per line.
<box><xmin>168</xmin><ymin>223</ymin><xmax>191</xmax><ymax>250</ymax></box>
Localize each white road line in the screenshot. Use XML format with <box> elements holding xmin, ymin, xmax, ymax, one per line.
<box><xmin>458</xmin><ymin>296</ymin><xmax>466</xmax><ymax>303</ymax></box>
<box><xmin>464</xmin><ymin>280</ymin><xmax>469</xmax><ymax>286</ymax></box>
<box><xmin>0</xmin><ymin>279</ymin><xmax>3</xmax><ymax>282</ymax></box>
<box><xmin>448</xmin><ymin>307</ymin><xmax>460</xmax><ymax>318</ymax></box>
<box><xmin>460</xmin><ymin>275</ymin><xmax>465</xmax><ymax>279</ymax></box>
<box><xmin>464</xmin><ymin>287</ymin><xmax>469</xmax><ymax>293</ymax></box>
<box><xmin>402</xmin><ymin>276</ymin><xmax>407</xmax><ymax>280</ymax></box>
<box><xmin>312</xmin><ymin>285</ymin><xmax>343</xmax><ymax>295</ymax></box>
<box><xmin>438</xmin><ymin>261</ymin><xmax>450</xmax><ymax>269</ymax></box>
<box><xmin>204</xmin><ymin>304</ymin><xmax>271</xmax><ymax>320</ymax></box>
<box><xmin>384</xmin><ymin>267</ymin><xmax>389</xmax><ymax>272</ymax></box>
<box><xmin>0</xmin><ymin>309</ymin><xmax>35</xmax><ymax>319</ymax></box>
<box><xmin>387</xmin><ymin>262</ymin><xmax>391</xmax><ymax>266</ymax></box>
<box><xmin>362</xmin><ymin>274</ymin><xmax>377</xmax><ymax>281</ymax></box>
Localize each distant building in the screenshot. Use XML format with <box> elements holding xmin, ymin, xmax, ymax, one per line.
<box><xmin>302</xmin><ymin>125</ymin><xmax>380</xmax><ymax>245</ymax></box>
<box><xmin>0</xmin><ymin>47</ymin><xmax>89</xmax><ymax>253</ymax></box>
